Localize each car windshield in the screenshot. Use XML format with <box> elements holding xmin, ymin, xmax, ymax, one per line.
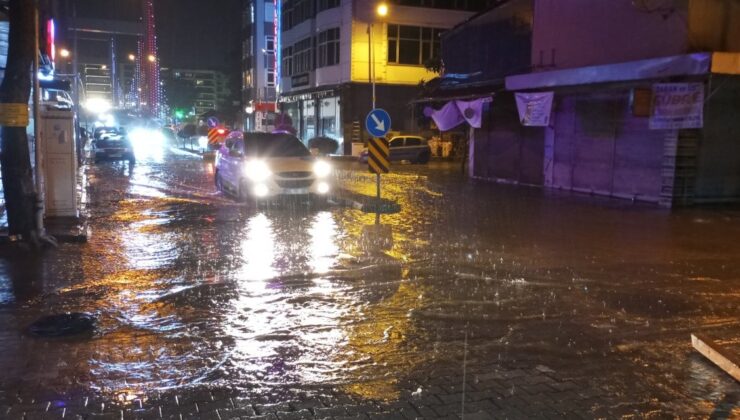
<box><xmin>244</xmin><ymin>133</ymin><xmax>310</xmax><ymax>158</ymax></box>
<box><xmin>94</xmin><ymin>127</ymin><xmax>119</xmax><ymax>139</ymax></box>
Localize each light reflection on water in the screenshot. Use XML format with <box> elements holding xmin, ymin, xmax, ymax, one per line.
<box><xmin>0</xmin><ymin>153</ymin><xmax>738</xmax><ymax>416</ymax></box>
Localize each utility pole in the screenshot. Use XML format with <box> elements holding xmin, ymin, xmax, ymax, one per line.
<box><xmin>0</xmin><ymin>0</ymin><xmax>48</xmax><ymax>247</ymax></box>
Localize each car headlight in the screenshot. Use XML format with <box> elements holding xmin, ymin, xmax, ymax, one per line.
<box><xmin>243</xmin><ymin>160</ymin><xmax>271</xmax><ymax>182</ymax></box>
<box><xmin>313</xmin><ymin>160</ymin><xmax>332</xmax><ymax>178</ymax></box>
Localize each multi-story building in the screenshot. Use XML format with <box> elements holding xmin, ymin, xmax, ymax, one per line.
<box><xmin>242</xmin><ymin>0</ymin><xmax>279</xmax><ymax>132</ymax></box>
<box><xmin>277</xmin><ymin>0</ymin><xmax>494</xmax><ymax>153</ymax></box>
<box><xmin>80</xmin><ymin>63</ymin><xmax>113</xmax><ymax>102</ymax></box>
<box><xmin>167</xmin><ymin>69</ymin><xmax>230</xmax><ymax>116</ymax></box>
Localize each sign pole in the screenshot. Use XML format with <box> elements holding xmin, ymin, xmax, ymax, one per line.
<box><xmin>375</xmin><ymin>173</ymin><xmax>381</xmax><ymax>225</ymax></box>
<box><xmin>376</xmin><ymin>173</ymin><xmax>380</xmax><ymax>199</ymax></box>
<box><xmin>366</xmin><ymin>109</ymin><xmax>391</xmax><ymax>224</ymax></box>
<box><xmin>33</xmin><ymin>2</ymin><xmax>46</xmax><ymax>235</ymax></box>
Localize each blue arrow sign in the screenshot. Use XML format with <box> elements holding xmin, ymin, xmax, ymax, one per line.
<box><xmin>207</xmin><ymin>116</ymin><xmax>220</xmax><ymax>128</ymax></box>
<box><xmin>366</xmin><ymin>108</ymin><xmax>391</xmax><ymax>138</ymax></box>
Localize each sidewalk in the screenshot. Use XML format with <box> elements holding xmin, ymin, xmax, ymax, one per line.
<box><xmin>0</xmin><ymin>160</ymin><xmax>88</xmax><ymax>244</ymax></box>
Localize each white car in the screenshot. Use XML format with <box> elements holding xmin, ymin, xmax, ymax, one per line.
<box><xmin>215</xmin><ymin>132</ymin><xmax>332</xmax><ymax>203</ymax></box>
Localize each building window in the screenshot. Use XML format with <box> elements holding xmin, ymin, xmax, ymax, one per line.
<box><xmin>266</xmin><ymin>69</ymin><xmax>276</xmax><ymax>87</ymax></box>
<box><xmin>293</xmin><ymin>37</ymin><xmax>314</xmax><ymax>74</ymax></box>
<box><xmin>387</xmin><ymin>24</ymin><xmax>444</xmax><ymax>66</ymax></box>
<box><xmin>265</xmin><ymin>36</ymin><xmax>275</xmax><ymax>54</ymax></box>
<box><xmin>317</xmin><ymin>27</ymin><xmax>340</xmax><ymax>68</ymax></box>
<box><xmin>282</xmin><ymin>0</ymin><xmax>315</xmax><ymax>30</ymax></box>
<box><xmin>318</xmin><ymin>0</ymin><xmax>340</xmax><ymax>12</ymax></box>
<box><xmin>282</xmin><ymin>46</ymin><xmax>293</xmax><ymax>76</ymax></box>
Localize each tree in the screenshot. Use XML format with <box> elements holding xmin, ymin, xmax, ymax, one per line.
<box><xmin>423</xmin><ymin>57</ymin><xmax>444</xmax><ymax>75</ymax></box>
<box><xmin>0</xmin><ymin>0</ymin><xmax>47</xmax><ymax>248</ymax></box>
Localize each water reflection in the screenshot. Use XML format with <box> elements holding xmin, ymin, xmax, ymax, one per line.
<box><xmin>309</xmin><ymin>211</ymin><xmax>339</xmax><ymax>274</ymax></box>
<box><xmin>239</xmin><ymin>213</ymin><xmax>277</xmax><ymax>282</ymax></box>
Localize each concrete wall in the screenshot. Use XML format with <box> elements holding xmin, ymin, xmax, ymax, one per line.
<box><xmin>531</xmin><ymin>0</ymin><xmax>690</xmax><ymax>70</ymax></box>
<box><xmin>694</xmin><ymin>76</ymin><xmax>740</xmax><ymax>201</ymax></box>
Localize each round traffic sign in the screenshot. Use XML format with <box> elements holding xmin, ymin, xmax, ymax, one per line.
<box><xmin>366</xmin><ymin>108</ymin><xmax>391</xmax><ymax>138</ymax></box>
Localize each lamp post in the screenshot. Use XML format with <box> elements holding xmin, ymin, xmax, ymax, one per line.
<box><xmin>369</xmin><ymin>3</ymin><xmax>388</xmax><ymax>110</ymax></box>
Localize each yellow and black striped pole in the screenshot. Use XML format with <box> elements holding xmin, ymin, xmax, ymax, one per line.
<box><xmin>368</xmin><ymin>137</ymin><xmax>390</xmax><ymax>199</ymax></box>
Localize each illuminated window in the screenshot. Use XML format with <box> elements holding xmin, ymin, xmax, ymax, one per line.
<box><xmin>387</xmin><ymin>24</ymin><xmax>444</xmax><ymax>66</ymax></box>
<box><xmin>317</xmin><ymin>28</ymin><xmax>340</xmax><ymax>68</ymax></box>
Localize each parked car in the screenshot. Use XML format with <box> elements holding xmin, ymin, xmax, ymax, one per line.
<box><xmin>307</xmin><ymin>136</ymin><xmax>339</xmax><ymax>156</ymax></box>
<box><xmin>359</xmin><ymin>135</ymin><xmax>431</xmax><ymax>164</ymax></box>
<box><xmin>215</xmin><ymin>132</ymin><xmax>332</xmax><ymax>203</ymax></box>
<box><xmin>92</xmin><ymin>127</ymin><xmax>135</xmax><ymax>163</ymax></box>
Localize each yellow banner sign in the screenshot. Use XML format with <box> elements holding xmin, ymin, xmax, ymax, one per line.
<box><xmin>0</xmin><ymin>103</ymin><xmax>30</xmax><ymax>127</ymax></box>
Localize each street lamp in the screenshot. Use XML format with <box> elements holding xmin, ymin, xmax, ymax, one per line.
<box><xmin>369</xmin><ymin>3</ymin><xmax>389</xmax><ymax>109</ymax></box>
<box><xmin>147</xmin><ymin>54</ymin><xmax>156</xmax><ymax>62</ymax></box>
<box><xmin>59</xmin><ymin>48</ymin><xmax>70</xmax><ymax>58</ymax></box>
<box><xmin>377</xmin><ymin>3</ymin><xmax>388</xmax><ymax>17</ymax></box>
<box><xmin>128</xmin><ymin>53</ymin><xmax>136</xmax><ymax>61</ymax></box>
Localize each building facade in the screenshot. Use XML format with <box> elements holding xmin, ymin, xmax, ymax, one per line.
<box><xmin>242</xmin><ymin>0</ymin><xmax>279</xmax><ymax>132</ymax></box>
<box><xmin>432</xmin><ymin>0</ymin><xmax>740</xmax><ymax>207</ymax></box>
<box><xmin>278</xmin><ymin>0</ymin><xmax>493</xmax><ymax>153</ymax></box>
<box><xmin>167</xmin><ymin>69</ymin><xmax>231</xmax><ymax>116</ymax></box>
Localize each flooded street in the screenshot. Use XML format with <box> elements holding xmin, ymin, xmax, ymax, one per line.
<box><xmin>0</xmin><ymin>142</ymin><xmax>738</xmax><ymax>419</ymax></box>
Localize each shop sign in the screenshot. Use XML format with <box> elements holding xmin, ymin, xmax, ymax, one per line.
<box><xmin>291</xmin><ymin>73</ymin><xmax>309</xmax><ymax>87</ymax></box>
<box><xmin>650</xmin><ymin>83</ymin><xmax>704</xmax><ymax>129</ymax></box>
<box><xmin>254</xmin><ymin>102</ymin><xmax>276</xmax><ymax>112</ymax></box>
<box><xmin>515</xmin><ymin>92</ymin><xmax>554</xmax><ymax>126</ymax></box>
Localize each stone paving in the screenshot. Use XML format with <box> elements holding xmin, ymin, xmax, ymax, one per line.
<box><xmin>0</xmin><ymin>354</ymin><xmax>737</xmax><ymax>419</ymax></box>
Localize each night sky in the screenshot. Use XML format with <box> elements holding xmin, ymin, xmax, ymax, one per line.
<box><xmin>72</xmin><ymin>0</ymin><xmax>242</xmax><ymax>71</ymax></box>
<box><xmin>155</xmin><ymin>0</ymin><xmax>242</xmax><ymax>71</ymax></box>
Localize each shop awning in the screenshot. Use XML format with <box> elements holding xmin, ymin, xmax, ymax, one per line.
<box><xmin>411</xmin><ymin>73</ymin><xmax>503</xmax><ymax>104</ymax></box>
<box><xmin>506</xmin><ymin>52</ymin><xmax>716</xmax><ymax>91</ymax></box>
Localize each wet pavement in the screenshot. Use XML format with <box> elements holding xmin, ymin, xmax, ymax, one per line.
<box><xmin>0</xmin><ymin>140</ymin><xmax>738</xmax><ymax>419</ymax></box>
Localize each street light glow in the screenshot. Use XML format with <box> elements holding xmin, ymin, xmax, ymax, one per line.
<box><xmin>147</xmin><ymin>54</ymin><xmax>156</xmax><ymax>62</ymax></box>
<box><xmin>128</xmin><ymin>53</ymin><xmax>136</xmax><ymax>61</ymax></box>
<box><xmin>377</xmin><ymin>3</ymin><xmax>389</xmax><ymax>17</ymax></box>
<box><xmin>59</xmin><ymin>48</ymin><xmax>70</xmax><ymax>58</ymax></box>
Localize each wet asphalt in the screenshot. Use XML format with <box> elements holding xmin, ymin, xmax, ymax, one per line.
<box><xmin>0</xmin><ymin>140</ymin><xmax>738</xmax><ymax>418</ymax></box>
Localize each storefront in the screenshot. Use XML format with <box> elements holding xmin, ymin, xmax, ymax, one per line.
<box><xmin>280</xmin><ymin>88</ymin><xmax>343</xmax><ymax>151</ymax></box>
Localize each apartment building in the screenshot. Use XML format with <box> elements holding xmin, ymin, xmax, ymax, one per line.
<box><xmin>278</xmin><ymin>0</ymin><xmax>493</xmax><ymax>153</ymax></box>
<box><xmin>242</xmin><ymin>0</ymin><xmax>279</xmax><ymax>131</ymax></box>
